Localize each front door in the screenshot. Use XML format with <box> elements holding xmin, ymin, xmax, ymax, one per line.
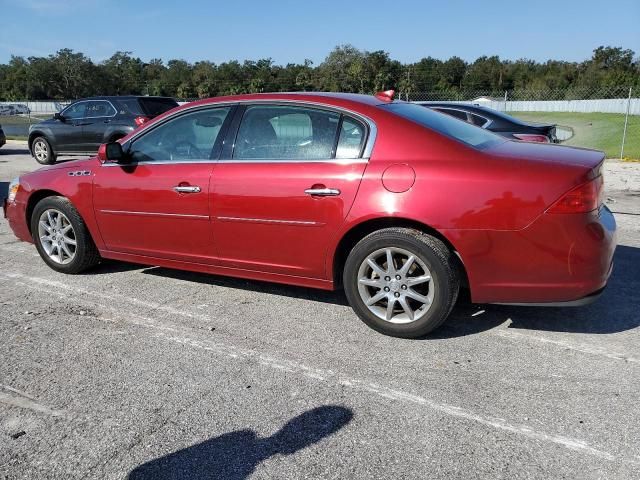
<box><xmin>93</xmin><ymin>105</ymin><xmax>234</xmax><ymax>264</ymax></box>
<box><xmin>54</xmin><ymin>101</ymin><xmax>87</xmax><ymax>152</ymax></box>
<box><xmin>211</xmin><ymin>104</ymin><xmax>370</xmax><ymax>279</ymax></box>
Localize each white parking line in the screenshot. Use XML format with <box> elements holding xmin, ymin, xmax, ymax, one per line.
<box><xmin>0</xmin><ymin>384</ymin><xmax>69</xmax><ymax>418</ymax></box>
<box><xmin>494</xmin><ymin>329</ymin><xmax>640</xmax><ymax>364</ymax></box>
<box><xmin>0</xmin><ymin>272</ymin><xmax>633</xmax><ymax>464</ymax></box>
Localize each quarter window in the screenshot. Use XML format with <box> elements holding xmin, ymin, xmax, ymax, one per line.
<box><xmin>128</xmin><ymin>107</ymin><xmax>231</xmax><ymax>162</ymax></box>
<box><xmin>233</xmin><ymin>105</ymin><xmax>340</xmax><ymax>160</ymax></box>
<box><xmin>336</xmin><ymin>117</ymin><xmax>366</xmax><ymax>159</ymax></box>
<box><xmin>435</xmin><ymin>108</ymin><xmax>468</xmax><ymax>122</ymax></box>
<box><xmin>469</xmin><ymin>113</ymin><xmax>488</xmax><ymax>127</ymax></box>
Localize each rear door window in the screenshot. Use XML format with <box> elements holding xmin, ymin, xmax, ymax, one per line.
<box><xmin>336</xmin><ymin>117</ymin><xmax>366</xmax><ymax>159</ymax></box>
<box><xmin>85</xmin><ymin>100</ymin><xmax>116</xmax><ymax>118</ymax></box>
<box><xmin>233</xmin><ymin>105</ymin><xmax>340</xmax><ymax>160</ymax></box>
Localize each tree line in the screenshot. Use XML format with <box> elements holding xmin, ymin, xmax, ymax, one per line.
<box><xmin>0</xmin><ymin>45</ymin><xmax>637</xmax><ymax>101</ymax></box>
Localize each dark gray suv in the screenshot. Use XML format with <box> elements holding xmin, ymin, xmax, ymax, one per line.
<box><xmin>28</xmin><ymin>96</ymin><xmax>178</xmax><ymax>164</ymax></box>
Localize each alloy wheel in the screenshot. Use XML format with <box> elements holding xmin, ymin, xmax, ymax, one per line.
<box><xmin>33</xmin><ymin>140</ymin><xmax>48</xmax><ymax>162</ymax></box>
<box><xmin>357</xmin><ymin>247</ymin><xmax>435</xmax><ymax>324</ymax></box>
<box><xmin>37</xmin><ymin>209</ymin><xmax>77</xmax><ymax>265</ymax></box>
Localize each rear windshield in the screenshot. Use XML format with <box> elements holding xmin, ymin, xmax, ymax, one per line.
<box><xmin>118</xmin><ymin>97</ymin><xmax>178</xmax><ymax>117</ymax></box>
<box><xmin>382</xmin><ymin>103</ymin><xmax>504</xmax><ymax>149</ymax></box>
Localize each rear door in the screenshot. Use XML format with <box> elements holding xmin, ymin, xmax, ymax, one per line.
<box><xmin>81</xmin><ymin>100</ymin><xmax>118</xmax><ymax>152</ymax></box>
<box><xmin>210</xmin><ymin>104</ymin><xmax>370</xmax><ymax>279</ymax></box>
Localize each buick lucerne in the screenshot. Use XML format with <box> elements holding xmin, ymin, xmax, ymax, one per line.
<box><xmin>4</xmin><ymin>91</ymin><xmax>616</xmax><ymax>338</ymax></box>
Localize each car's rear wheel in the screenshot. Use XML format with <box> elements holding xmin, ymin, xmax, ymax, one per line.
<box><xmin>343</xmin><ymin>228</ymin><xmax>459</xmax><ymax>338</ymax></box>
<box><xmin>31</xmin><ymin>196</ymin><xmax>101</xmax><ymax>273</ymax></box>
<box><xmin>32</xmin><ymin>137</ymin><xmax>56</xmax><ymax>165</ymax></box>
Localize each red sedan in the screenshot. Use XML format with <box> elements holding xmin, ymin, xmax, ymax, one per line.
<box><xmin>4</xmin><ymin>92</ymin><xmax>616</xmax><ymax>338</ymax></box>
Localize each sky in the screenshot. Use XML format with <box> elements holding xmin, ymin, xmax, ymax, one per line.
<box><xmin>0</xmin><ymin>0</ymin><xmax>638</xmax><ymax>65</ymax></box>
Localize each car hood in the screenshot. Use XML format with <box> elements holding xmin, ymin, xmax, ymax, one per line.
<box><xmin>489</xmin><ymin>140</ymin><xmax>604</xmax><ymax>169</ymax></box>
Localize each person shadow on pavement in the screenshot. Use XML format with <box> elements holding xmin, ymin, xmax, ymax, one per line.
<box><xmin>127</xmin><ymin>405</ymin><xmax>353</xmax><ymax>480</ymax></box>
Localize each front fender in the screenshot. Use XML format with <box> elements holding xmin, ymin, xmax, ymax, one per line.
<box><xmin>18</xmin><ymin>158</ymin><xmax>104</xmax><ymax>249</ymax></box>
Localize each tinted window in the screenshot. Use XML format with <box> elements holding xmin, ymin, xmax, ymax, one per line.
<box><xmin>117</xmin><ymin>99</ymin><xmax>144</xmax><ymax>115</ymax></box>
<box><xmin>384</xmin><ymin>103</ymin><xmax>504</xmax><ymax>149</ymax></box>
<box><xmin>137</xmin><ymin>97</ymin><xmax>179</xmax><ymax>116</ymax></box>
<box><xmin>436</xmin><ymin>108</ymin><xmax>468</xmax><ymax>121</ymax></box>
<box><xmin>336</xmin><ymin>117</ymin><xmax>366</xmax><ymax>159</ymax></box>
<box><xmin>62</xmin><ymin>102</ymin><xmax>86</xmax><ymax>119</ymax></box>
<box><xmin>234</xmin><ymin>105</ymin><xmax>340</xmax><ymax>160</ymax></box>
<box><xmin>470</xmin><ymin>113</ymin><xmax>488</xmax><ymax>127</ymax></box>
<box><xmin>86</xmin><ymin>100</ymin><xmax>116</xmax><ymax>117</ymax></box>
<box><xmin>129</xmin><ymin>107</ymin><xmax>231</xmax><ymax>162</ymax></box>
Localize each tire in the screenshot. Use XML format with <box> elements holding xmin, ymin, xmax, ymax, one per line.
<box><xmin>30</xmin><ymin>196</ymin><xmax>101</xmax><ymax>274</ymax></box>
<box><xmin>343</xmin><ymin>228</ymin><xmax>459</xmax><ymax>338</ymax></box>
<box><xmin>32</xmin><ymin>136</ymin><xmax>57</xmax><ymax>165</ymax></box>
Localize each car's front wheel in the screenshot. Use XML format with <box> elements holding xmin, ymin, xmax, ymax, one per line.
<box><xmin>343</xmin><ymin>228</ymin><xmax>459</xmax><ymax>338</ymax></box>
<box><xmin>31</xmin><ymin>196</ymin><xmax>101</xmax><ymax>273</ymax></box>
<box><xmin>32</xmin><ymin>137</ymin><xmax>56</xmax><ymax>165</ymax></box>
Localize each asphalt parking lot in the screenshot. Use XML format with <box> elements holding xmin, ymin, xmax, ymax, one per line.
<box><xmin>0</xmin><ymin>142</ymin><xmax>639</xmax><ymax>479</ymax></box>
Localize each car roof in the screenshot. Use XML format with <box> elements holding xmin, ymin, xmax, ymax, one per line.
<box><xmin>182</xmin><ymin>92</ymin><xmax>392</xmax><ymax>109</ymax></box>
<box><xmin>78</xmin><ymin>96</ymin><xmax>177</xmax><ymax>101</ymax></box>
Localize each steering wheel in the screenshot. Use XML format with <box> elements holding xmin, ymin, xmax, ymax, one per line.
<box><xmin>170</xmin><ymin>141</ymin><xmax>205</xmax><ymax>160</ymax></box>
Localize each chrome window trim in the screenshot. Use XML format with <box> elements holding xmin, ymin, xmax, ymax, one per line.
<box><xmin>62</xmin><ymin>99</ymin><xmax>118</xmax><ymax>120</ymax></box>
<box><xmin>117</xmin><ymin>99</ymin><xmax>378</xmax><ymax>162</ymax></box>
<box><xmin>101</xmin><ymin>158</ymin><xmax>369</xmax><ymax>167</ymax></box>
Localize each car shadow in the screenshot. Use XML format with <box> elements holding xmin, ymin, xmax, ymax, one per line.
<box><xmin>431</xmin><ymin>244</ymin><xmax>640</xmax><ymax>337</ymax></box>
<box><xmin>0</xmin><ymin>147</ymin><xmax>30</xmax><ymax>155</ymax></box>
<box><xmin>109</xmin><ymin>244</ymin><xmax>638</xmax><ymax>336</ymax></box>
<box><xmin>140</xmin><ymin>266</ymin><xmax>350</xmax><ymax>306</ymax></box>
<box><xmin>126</xmin><ymin>405</ymin><xmax>353</xmax><ymax>480</ymax></box>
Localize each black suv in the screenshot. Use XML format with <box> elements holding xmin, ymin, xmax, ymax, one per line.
<box><xmin>28</xmin><ymin>96</ymin><xmax>179</xmax><ymax>164</ymax></box>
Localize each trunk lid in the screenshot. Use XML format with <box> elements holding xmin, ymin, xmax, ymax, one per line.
<box><xmin>489</xmin><ymin>140</ymin><xmax>604</xmax><ymax>170</ymax></box>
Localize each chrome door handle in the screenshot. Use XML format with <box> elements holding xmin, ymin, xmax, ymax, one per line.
<box><xmin>173</xmin><ymin>185</ymin><xmax>201</xmax><ymax>193</ymax></box>
<box><xmin>304</xmin><ymin>188</ymin><xmax>341</xmax><ymax>196</ymax></box>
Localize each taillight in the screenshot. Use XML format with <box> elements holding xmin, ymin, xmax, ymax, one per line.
<box><xmin>513</xmin><ymin>133</ymin><xmax>550</xmax><ymax>143</ymax></box>
<box><xmin>548</xmin><ymin>176</ymin><xmax>603</xmax><ymax>214</ymax></box>
<box><xmin>134</xmin><ymin>116</ymin><xmax>150</xmax><ymax>127</ymax></box>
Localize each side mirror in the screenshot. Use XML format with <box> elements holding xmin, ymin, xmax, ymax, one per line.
<box><xmin>54</xmin><ymin>112</ymin><xmax>65</xmax><ymax>122</ymax></box>
<box><xmin>98</xmin><ymin>142</ymin><xmax>128</xmax><ymax>163</ymax></box>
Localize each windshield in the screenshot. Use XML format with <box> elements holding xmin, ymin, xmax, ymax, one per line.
<box><xmin>382</xmin><ymin>103</ymin><xmax>505</xmax><ymax>149</ymax></box>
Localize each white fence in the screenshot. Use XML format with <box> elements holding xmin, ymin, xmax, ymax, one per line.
<box><xmin>415</xmin><ymin>97</ymin><xmax>640</xmax><ymax>115</ymax></box>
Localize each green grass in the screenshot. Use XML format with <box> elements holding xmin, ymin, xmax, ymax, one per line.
<box><xmin>0</xmin><ymin>114</ymin><xmax>49</xmax><ymax>125</ymax></box>
<box><xmin>512</xmin><ymin>112</ymin><xmax>640</xmax><ymax>160</ymax></box>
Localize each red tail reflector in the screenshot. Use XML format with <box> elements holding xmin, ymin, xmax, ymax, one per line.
<box><xmin>548</xmin><ymin>176</ymin><xmax>603</xmax><ymax>214</ymax></box>
<box><xmin>134</xmin><ymin>116</ymin><xmax>150</xmax><ymax>127</ymax></box>
<box><xmin>375</xmin><ymin>90</ymin><xmax>395</xmax><ymax>102</ymax></box>
<box><xmin>513</xmin><ymin>133</ymin><xmax>550</xmax><ymax>143</ymax></box>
